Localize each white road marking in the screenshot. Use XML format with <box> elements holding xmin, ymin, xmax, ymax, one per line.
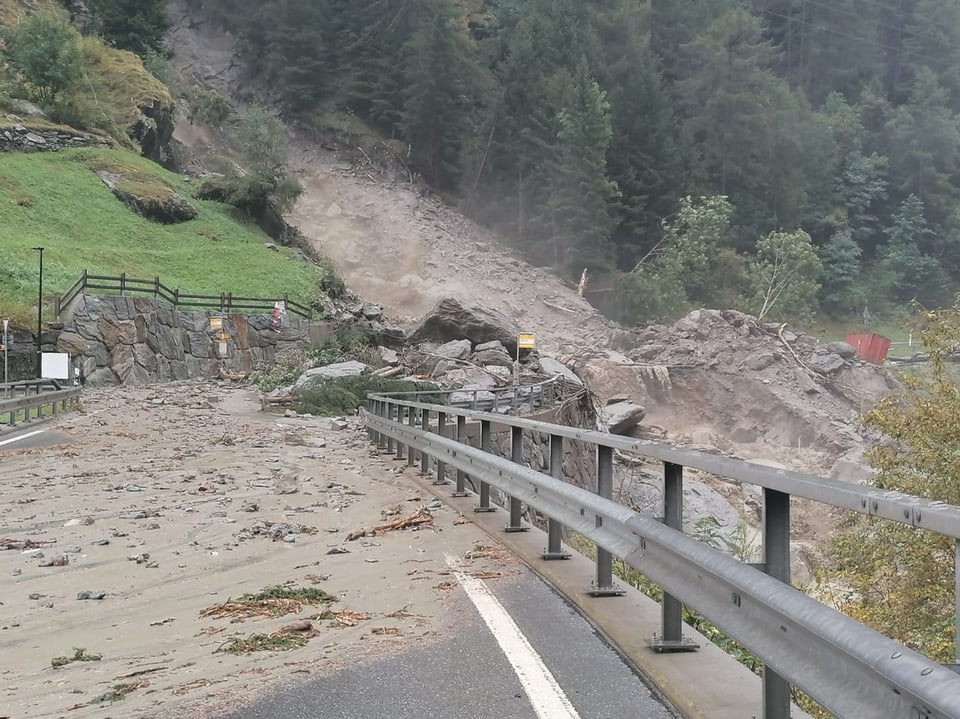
<box><xmin>444</xmin><ymin>554</ymin><xmax>581</xmax><ymax>719</ymax></box>
<box><xmin>0</xmin><ymin>429</ymin><xmax>46</xmax><ymax>448</ymax></box>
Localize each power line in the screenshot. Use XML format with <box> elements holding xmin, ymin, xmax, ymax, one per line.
<box><xmin>756</xmin><ymin>6</ymin><xmax>951</xmax><ymax>70</ymax></box>
<box><xmin>795</xmin><ymin>0</ymin><xmax>953</xmax><ymax>49</ymax></box>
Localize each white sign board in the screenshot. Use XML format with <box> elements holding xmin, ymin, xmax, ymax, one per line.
<box><xmin>41</xmin><ymin>352</ymin><xmax>71</xmax><ymax>380</ymax></box>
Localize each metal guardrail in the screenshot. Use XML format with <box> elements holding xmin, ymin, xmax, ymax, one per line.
<box><xmin>361</xmin><ymin>383</ymin><xmax>960</xmax><ymax>719</ymax></box>
<box><xmin>0</xmin><ymin>387</ymin><xmax>81</xmax><ymax>427</ymax></box>
<box><xmin>55</xmin><ymin>270</ymin><xmax>314</xmax><ymax>319</ymax></box>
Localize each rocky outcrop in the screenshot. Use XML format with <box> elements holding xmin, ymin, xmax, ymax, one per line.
<box><xmin>97</xmin><ymin>170</ymin><xmax>197</xmax><ymax>224</ymax></box>
<box><xmin>58</xmin><ymin>295</ymin><xmax>310</xmax><ymax>386</ymax></box>
<box><xmin>0</xmin><ymin>123</ymin><xmax>112</xmax><ymax>153</ymax></box>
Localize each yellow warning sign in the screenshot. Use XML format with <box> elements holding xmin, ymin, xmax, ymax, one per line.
<box><xmin>209</xmin><ymin>317</ymin><xmax>223</xmax><ymax>331</ymax></box>
<box><xmin>517</xmin><ymin>332</ymin><xmax>536</xmax><ymax>350</ymax></box>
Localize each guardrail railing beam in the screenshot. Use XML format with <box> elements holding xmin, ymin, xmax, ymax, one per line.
<box><xmin>407</xmin><ymin>408</ymin><xmax>417</xmax><ymax>468</ymax></box>
<box><xmin>420</xmin><ymin>408</ymin><xmax>430</xmax><ymax>475</ymax></box>
<box><xmin>542</xmin><ymin>433</ymin><xmax>571</xmax><ymax>560</ymax></box>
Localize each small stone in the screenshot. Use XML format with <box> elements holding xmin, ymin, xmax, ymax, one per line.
<box><xmin>326</xmin><ymin>547</ymin><xmax>349</xmax><ymax>555</ymax></box>
<box><xmin>11</xmin><ymin>568</ymin><xmax>21</xmax><ymax>576</ymax></box>
<box><xmin>240</xmin><ymin>501</ymin><xmax>259</xmax><ymax>512</ymax></box>
<box><xmin>284</xmin><ymin>409</ymin><xmax>297</xmax><ymax>418</ymax></box>
<box><xmin>91</xmin><ymin>538</ymin><xmax>110</xmax><ymax>546</ymax></box>
<box><xmin>63</xmin><ymin>546</ymin><xmax>82</xmax><ymax>554</ymax></box>
<box><xmin>330</xmin><ymin>418</ymin><xmax>349</xmax><ymax>431</ymax></box>
<box><xmin>77</xmin><ymin>590</ymin><xmax>107</xmax><ymax>600</ymax></box>
<box><xmin>283</xmin><ymin>534</ymin><xmax>297</xmax><ymax>543</ymax></box>
<box><xmin>28</xmin><ymin>593</ymin><xmax>44</xmax><ymax>600</ymax></box>
<box><xmin>39</xmin><ymin>555</ymin><xmax>69</xmax><ymax>567</ymax></box>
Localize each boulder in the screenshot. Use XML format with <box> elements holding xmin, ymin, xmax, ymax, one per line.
<box><xmin>600</xmin><ymin>401</ymin><xmax>646</xmax><ymax>435</ymax></box>
<box><xmin>409</xmin><ymin>298</ymin><xmax>519</xmax><ymax>353</ymax></box>
<box><xmin>743</xmin><ymin>352</ymin><xmax>776</xmax><ymax>371</ymax></box>
<box><xmin>379</xmin><ymin>347</ymin><xmax>399</xmax><ymax>366</ymax></box>
<box><xmin>295</xmin><ymin>361</ymin><xmax>368</xmax><ymax>387</ymax></box>
<box><xmin>423</xmin><ymin>339</ymin><xmax>471</xmax><ymax>374</ymax></box>
<box><xmin>826</xmin><ymin>341</ymin><xmax>858</xmax><ymax>359</ymax></box>
<box><xmin>472</xmin><ymin>345</ymin><xmax>514</xmax><ymax>369</ymax></box>
<box><xmin>807</xmin><ymin>352</ymin><xmax>845</xmax><ymax>374</ymax></box>
<box><xmin>378</xmin><ymin>323</ymin><xmax>406</xmax><ymax>348</ymax></box>
<box><xmin>538</xmin><ymin>356</ymin><xmax>583</xmax><ymax>386</ymax></box>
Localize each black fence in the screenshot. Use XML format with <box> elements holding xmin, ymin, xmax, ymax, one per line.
<box><xmin>55</xmin><ymin>271</ymin><xmax>313</xmax><ymax>319</ymax></box>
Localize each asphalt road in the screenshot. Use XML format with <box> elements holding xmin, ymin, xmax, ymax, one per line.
<box><xmin>0</xmin><ymin>426</ymin><xmax>73</xmax><ymax>452</ymax></box>
<box><xmin>223</xmin><ymin>563</ymin><xmax>676</xmax><ymax>719</ymax></box>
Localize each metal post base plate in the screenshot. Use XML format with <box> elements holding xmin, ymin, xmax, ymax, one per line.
<box><xmin>451</xmin><ymin>491</ymin><xmax>470</xmax><ymax>498</ymax></box>
<box><xmin>541</xmin><ymin>550</ymin><xmax>572</xmax><ymax>560</ymax></box>
<box><xmin>432</xmin><ymin>479</ymin><xmax>451</xmax><ymax>486</ymax></box>
<box><xmin>588</xmin><ymin>585</ymin><xmax>627</xmax><ymax>597</ymax></box>
<box><xmin>474</xmin><ymin>506</ymin><xmax>497</xmax><ymax>513</ymax></box>
<box><xmin>504</xmin><ymin>525</ymin><xmax>530</xmax><ymax>533</ymax></box>
<box><xmin>645</xmin><ymin>636</ymin><xmax>700</xmax><ymax>653</ymax></box>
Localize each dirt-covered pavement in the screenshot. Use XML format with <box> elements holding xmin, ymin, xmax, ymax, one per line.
<box><xmin>0</xmin><ymin>382</ymin><xmax>513</xmax><ymax>718</ymax></box>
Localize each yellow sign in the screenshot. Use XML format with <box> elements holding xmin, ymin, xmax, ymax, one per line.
<box><xmin>209</xmin><ymin>317</ymin><xmax>223</xmax><ymax>331</ymax></box>
<box><xmin>518</xmin><ymin>332</ymin><xmax>536</xmax><ymax>350</ymax></box>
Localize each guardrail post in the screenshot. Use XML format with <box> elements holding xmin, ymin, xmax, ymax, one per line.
<box><xmin>395</xmin><ymin>407</ymin><xmax>407</xmax><ymax>460</ymax></box>
<box><xmin>475</xmin><ymin>420</ymin><xmax>496</xmax><ymax>513</ymax></box>
<box><xmin>434</xmin><ymin>412</ymin><xmax>448</xmax><ymax>485</ymax></box>
<box><xmin>453</xmin><ymin>415</ymin><xmax>469</xmax><ymax>497</ymax></box>
<box><xmin>407</xmin><ymin>407</ymin><xmax>417</xmax><ymax>467</ymax></box>
<box><xmin>471</xmin><ymin>390</ymin><xmax>478</xmax><ymax>411</ymax></box>
<box><xmin>542</xmin><ymin>434</ymin><xmax>571</xmax><ymax>559</ymax></box>
<box><xmin>956</xmin><ymin>539</ymin><xmax>959</xmax><ymax>664</ymax></box>
<box><xmin>505</xmin><ymin>425</ymin><xmax>527</xmax><ymax>532</ymax></box>
<box><xmin>420</xmin><ymin>408</ymin><xmax>430</xmax><ymax>475</ymax></box>
<box><xmin>648</xmin><ymin>461</ymin><xmax>698</xmax><ymax>651</ymax></box>
<box><xmin>762</xmin><ymin>488</ymin><xmax>792</xmax><ymax>719</ymax></box>
<box><xmin>375</xmin><ymin>401</ymin><xmax>386</xmax><ymax>449</ymax></box>
<box><xmin>120</xmin><ymin>273</ymin><xmax>126</xmax><ymax>295</ymax></box>
<box><xmin>590</xmin><ymin>445</ymin><xmax>625</xmax><ymax>596</ymax></box>
<box><xmin>493</xmin><ymin>391</ymin><xmax>499</xmax><ymax>413</ymax></box>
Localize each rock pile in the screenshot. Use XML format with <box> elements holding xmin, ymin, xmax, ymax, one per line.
<box><xmin>0</xmin><ymin>122</ymin><xmax>112</xmax><ymax>152</ymax></box>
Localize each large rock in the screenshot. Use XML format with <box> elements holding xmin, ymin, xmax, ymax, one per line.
<box><xmin>826</xmin><ymin>341</ymin><xmax>858</xmax><ymax>359</ymax></box>
<box><xmin>807</xmin><ymin>352</ymin><xmax>845</xmax><ymax>374</ymax></box>
<box><xmin>409</xmin><ymin>298</ymin><xmax>519</xmax><ymax>353</ymax></box>
<box><xmin>538</xmin><ymin>356</ymin><xmax>583</xmax><ymax>386</ymax></box>
<box><xmin>600</xmin><ymin>401</ymin><xmax>646</xmax><ymax>435</ymax></box>
<box><xmin>295</xmin><ymin>361</ymin><xmax>369</xmax><ymax>387</ymax></box>
<box><xmin>423</xmin><ymin>339</ymin><xmax>471</xmax><ymax>375</ymax></box>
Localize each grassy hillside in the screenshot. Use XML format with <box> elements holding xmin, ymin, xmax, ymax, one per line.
<box><xmin>0</xmin><ymin>147</ymin><xmax>326</xmax><ymax>329</ymax></box>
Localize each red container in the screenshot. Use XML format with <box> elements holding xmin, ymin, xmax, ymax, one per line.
<box><xmin>845</xmin><ymin>332</ymin><xmax>891</xmax><ymax>364</ymax></box>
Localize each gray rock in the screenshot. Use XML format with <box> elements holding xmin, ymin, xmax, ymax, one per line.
<box><xmin>362</xmin><ymin>304</ymin><xmax>383</xmax><ymax>320</ymax></box>
<box><xmin>538</xmin><ymin>356</ymin><xmax>583</xmax><ymax>385</ymax></box>
<box><xmin>795</xmin><ymin>369</ymin><xmax>821</xmax><ymax>395</ymax></box>
<box><xmin>807</xmin><ymin>352</ymin><xmax>845</xmax><ymax>374</ymax></box>
<box><xmin>409</xmin><ymin>298</ymin><xmax>519</xmax><ymax>353</ymax></box>
<box><xmin>436</xmin><ymin>339</ymin><xmax>472</xmax><ymax>360</ymax></box>
<box><xmin>600</xmin><ymin>401</ymin><xmax>646</xmax><ymax>434</ymax></box>
<box><xmin>826</xmin><ymin>341</ymin><xmax>857</xmax><ymax>359</ymax></box>
<box><xmin>475</xmin><ymin>340</ymin><xmax>508</xmax><ymax>353</ymax></box>
<box><xmin>379</xmin><ymin>347</ymin><xmax>399</xmax><ymax>366</ymax></box>
<box><xmin>743</xmin><ymin>352</ymin><xmax>776</xmax><ymax>371</ymax></box>
<box><xmin>330</xmin><ymin>418</ymin><xmax>349</xmax><ymax>431</ymax></box>
<box><xmin>296</xmin><ymin>360</ymin><xmax>368</xmax><ymax>387</ymax></box>
<box><xmin>472</xmin><ymin>347</ymin><xmax>514</xmax><ymax>368</ymax></box>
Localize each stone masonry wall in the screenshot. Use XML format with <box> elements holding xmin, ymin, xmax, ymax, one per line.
<box><xmin>57</xmin><ymin>294</ymin><xmax>309</xmax><ymax>386</ymax></box>
<box><xmin>1</xmin><ymin>124</ymin><xmax>112</xmax><ymax>153</ymax></box>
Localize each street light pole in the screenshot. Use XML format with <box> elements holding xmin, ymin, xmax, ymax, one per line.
<box><xmin>33</xmin><ymin>246</ymin><xmax>43</xmax><ymax>378</ymax></box>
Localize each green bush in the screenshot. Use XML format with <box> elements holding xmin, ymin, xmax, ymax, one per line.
<box><xmin>182</xmin><ymin>86</ymin><xmax>232</xmax><ymax>126</ymax></box>
<box><xmin>3</xmin><ymin>12</ymin><xmax>84</xmax><ymax>107</ymax></box>
<box><xmin>250</xmin><ymin>351</ymin><xmax>307</xmax><ymax>391</ymax></box>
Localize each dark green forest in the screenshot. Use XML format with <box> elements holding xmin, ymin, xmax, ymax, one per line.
<box><xmin>177</xmin><ymin>1</ymin><xmax>960</xmax><ymax>322</ymax></box>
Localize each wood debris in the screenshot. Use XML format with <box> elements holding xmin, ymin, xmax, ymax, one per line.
<box><xmin>370</xmin><ymin>627</ymin><xmax>401</xmax><ymax>636</ymax></box>
<box><xmin>346</xmin><ymin>507</ymin><xmax>434</xmax><ymax>541</ymax></box>
<box><xmin>1</xmin><ymin>537</ymin><xmax>55</xmax><ymax>550</ymax></box>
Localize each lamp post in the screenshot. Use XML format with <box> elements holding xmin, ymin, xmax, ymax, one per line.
<box><xmin>32</xmin><ymin>247</ymin><xmax>43</xmax><ymax>378</ymax></box>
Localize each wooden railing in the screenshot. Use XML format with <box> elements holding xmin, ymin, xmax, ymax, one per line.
<box><xmin>55</xmin><ymin>271</ymin><xmax>313</xmax><ymax>319</ymax></box>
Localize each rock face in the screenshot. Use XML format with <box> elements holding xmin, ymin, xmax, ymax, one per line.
<box><xmin>408</xmin><ymin>298</ymin><xmax>520</xmax><ymax>354</ymax></box>
<box><xmin>58</xmin><ymin>294</ymin><xmax>310</xmax><ymax>385</ymax></box>
<box><xmin>0</xmin><ymin>123</ymin><xmax>111</xmax><ymax>153</ymax></box>
<box><xmin>295</xmin><ymin>361</ymin><xmax>368</xmax><ymax>387</ymax></box>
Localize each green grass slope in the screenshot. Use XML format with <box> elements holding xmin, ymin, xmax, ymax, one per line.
<box><xmin>0</xmin><ymin>147</ymin><xmax>325</xmax><ymax>329</ymax></box>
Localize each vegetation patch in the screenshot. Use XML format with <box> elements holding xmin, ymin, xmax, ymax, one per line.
<box><xmin>92</xmin><ymin>158</ymin><xmax>197</xmax><ymax>223</ymax></box>
<box><xmin>88</xmin><ymin>680</ymin><xmax>148</xmax><ymax>704</ymax></box>
<box><xmin>0</xmin><ymin>147</ymin><xmax>324</xmax><ymax>328</ymax></box>
<box><xmin>51</xmin><ymin>647</ymin><xmax>102</xmax><ymax>668</ymax></box>
<box><xmin>296</xmin><ymin>377</ymin><xmax>441</xmax><ymax>417</ymax></box>
<box><xmin>217</xmin><ymin>630</ymin><xmax>311</xmax><ymax>655</ymax></box>
<box><xmin>200</xmin><ymin>585</ymin><xmax>335</xmax><ymax>622</ymax></box>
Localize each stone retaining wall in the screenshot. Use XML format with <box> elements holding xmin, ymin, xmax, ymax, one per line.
<box><xmin>57</xmin><ymin>294</ymin><xmax>310</xmax><ymax>385</ymax></box>
<box><xmin>0</xmin><ymin>124</ymin><xmax>112</xmax><ymax>153</ymax></box>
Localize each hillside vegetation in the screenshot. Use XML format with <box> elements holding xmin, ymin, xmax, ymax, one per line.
<box><xmin>0</xmin><ymin>148</ymin><xmax>326</xmax><ymax>328</ymax></box>
<box><xmin>193</xmin><ymin>0</ymin><xmax>960</xmax><ymax>326</ymax></box>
